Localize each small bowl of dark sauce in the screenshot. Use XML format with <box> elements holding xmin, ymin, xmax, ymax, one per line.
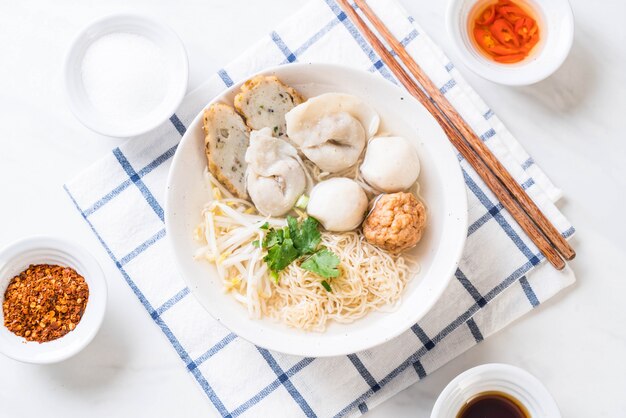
<box><xmin>431</xmin><ymin>364</ymin><xmax>560</xmax><ymax>418</ymax></box>
<box><xmin>458</xmin><ymin>391</ymin><xmax>529</xmax><ymax>418</ymax></box>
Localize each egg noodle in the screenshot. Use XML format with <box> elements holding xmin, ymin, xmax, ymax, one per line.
<box><xmin>303</xmin><ymin>157</ymin><xmax>377</xmax><ymax>195</ymax></box>
<box><xmin>194</xmin><ymin>169</ymin><xmax>415</xmax><ymax>331</ymax></box>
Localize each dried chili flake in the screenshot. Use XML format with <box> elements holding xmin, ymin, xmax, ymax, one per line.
<box><xmin>3</xmin><ymin>264</ymin><xmax>89</xmax><ymax>343</ymax></box>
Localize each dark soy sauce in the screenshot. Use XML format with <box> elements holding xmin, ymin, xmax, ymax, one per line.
<box><xmin>457</xmin><ymin>391</ymin><xmax>530</xmax><ymax>418</ymax></box>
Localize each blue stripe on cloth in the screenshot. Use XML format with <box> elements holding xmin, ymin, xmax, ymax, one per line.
<box><xmin>445</xmin><ymin>62</ymin><xmax>455</xmax><ymax>72</ymax></box>
<box><xmin>170</xmin><ymin>114</ymin><xmax>187</xmax><ymax>135</ymax></box>
<box><xmin>484</xmin><ymin>109</ymin><xmax>495</xmax><ymax>120</ymax></box>
<box><xmin>455</xmin><ymin>268</ymin><xmax>487</xmax><ymax>307</ymax></box>
<box><xmin>63</xmin><ymin>186</ymin><xmax>230</xmax><ymax>417</ymax></box>
<box><xmin>562</xmin><ymin>226</ymin><xmax>575</xmax><ymax>238</ymax></box>
<box><xmin>369</xmin><ymin>28</ymin><xmax>419</xmax><ymax>70</ymax></box>
<box><xmin>218</xmin><ymin>69</ymin><xmax>234</xmax><ymax>87</ymax></box>
<box><xmin>83</xmin><ymin>144</ymin><xmax>178</xmax><ymax>217</ymax></box>
<box><xmin>521</xmin><ymin>178</ymin><xmax>535</xmax><ymax>190</ymax></box>
<box><xmin>519</xmin><ymin>276</ymin><xmax>540</xmax><ymax>307</ymax></box>
<box><xmin>483</xmin><ymin>259</ymin><xmax>539</xmax><ymax>302</ymax></box>
<box><xmin>521</xmin><ymin>157</ymin><xmax>535</xmax><ymax>170</ymax></box>
<box><xmin>439</xmin><ymin>79</ymin><xmax>457</xmax><ymax>94</ymax></box>
<box><xmin>333</xmin><ymin>345</ymin><xmax>429</xmax><ymax>418</ymax></box>
<box><xmin>188</xmin><ymin>365</ymin><xmax>231</xmax><ymax>417</ymax></box>
<box><xmin>83</xmin><ymin>179</ymin><xmax>132</xmax><ymax>217</ymax></box>
<box><xmin>137</xmin><ymin>145</ymin><xmax>179</xmax><ymax>177</ymax></box>
<box><xmin>333</xmin><ymin>258</ymin><xmax>541</xmax><ymax>418</ymax></box>
<box><xmin>467</xmin><ymin>203</ymin><xmax>503</xmax><ymax>236</ymax></box>
<box><xmin>230</xmin><ymin>357</ymin><xmax>316</xmax><ymax>418</ymax></box>
<box><xmin>113</xmin><ymin>148</ymin><xmax>165</xmax><ymax>222</ymax></box>
<box><xmin>463</xmin><ymin>169</ymin><xmax>539</xmax><ymax>265</ymax></box>
<box><xmin>412</xmin><ymin>360</ymin><xmax>427</xmax><ymax>379</ymax></box>
<box><xmin>348</xmin><ymin>354</ymin><xmax>381</xmax><ymax>392</ymax></box>
<box><xmin>408</xmin><ymin>15</ymin><xmax>415</xmax><ymax>23</ymax></box>
<box><xmin>400</xmin><ymin>29</ymin><xmax>419</xmax><ymax>46</ymax></box>
<box><xmin>286</xmin><ymin>17</ymin><xmax>344</xmax><ymax>63</ymax></box>
<box><xmin>410</xmin><ymin>324</ymin><xmax>435</xmax><ymax>351</ymax></box>
<box><xmin>480</xmin><ymin>128</ymin><xmax>496</xmax><ymax>142</ymax></box>
<box><xmin>232</xmin><ymin>379</ymin><xmax>283</xmax><ymax>418</ymax></box>
<box><xmin>358</xmin><ymin>403</ymin><xmax>368</xmax><ymax>414</ymax></box>
<box><xmin>467</xmin><ymin>318</ymin><xmax>484</xmax><ymax>342</ymax></box>
<box><xmin>256</xmin><ymin>348</ymin><xmax>317</xmax><ymax>417</ymax></box>
<box><xmin>271</xmin><ymin>31</ymin><xmax>297</xmax><ymax>62</ymax></box>
<box><xmin>188</xmin><ymin>332</ymin><xmax>238</xmax><ymax>371</ymax></box>
<box><xmin>117</xmin><ymin>228</ymin><xmax>166</xmax><ymax>267</ymax></box>
<box><xmin>154</xmin><ymin>287</ymin><xmax>191</xmax><ymax>317</ymax></box>
<box><xmin>324</xmin><ymin>0</ymin><xmax>396</xmax><ymax>83</ymax></box>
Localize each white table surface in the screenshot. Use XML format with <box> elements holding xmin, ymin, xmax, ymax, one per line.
<box><xmin>1</xmin><ymin>0</ymin><xmax>625</xmax><ymax>417</ymax></box>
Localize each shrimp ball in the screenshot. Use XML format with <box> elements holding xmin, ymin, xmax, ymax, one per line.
<box><xmin>363</xmin><ymin>192</ymin><xmax>426</xmax><ymax>252</ymax></box>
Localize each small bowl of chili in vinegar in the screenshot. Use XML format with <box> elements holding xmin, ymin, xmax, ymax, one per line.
<box><xmin>469</xmin><ymin>0</ymin><xmax>545</xmax><ymax>65</ymax></box>
<box><xmin>446</xmin><ymin>0</ymin><xmax>574</xmax><ymax>85</ymax></box>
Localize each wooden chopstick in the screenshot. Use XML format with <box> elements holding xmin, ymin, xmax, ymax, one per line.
<box><xmin>336</xmin><ymin>0</ymin><xmax>570</xmax><ymax>270</ymax></box>
<box><xmin>353</xmin><ymin>0</ymin><xmax>575</xmax><ymax>262</ymax></box>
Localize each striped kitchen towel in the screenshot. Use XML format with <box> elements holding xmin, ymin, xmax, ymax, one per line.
<box><xmin>64</xmin><ymin>0</ymin><xmax>576</xmax><ymax>416</ymax></box>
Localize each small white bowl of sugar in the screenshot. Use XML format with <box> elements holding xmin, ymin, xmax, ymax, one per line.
<box><xmin>65</xmin><ymin>14</ymin><xmax>188</xmax><ymax>138</ymax></box>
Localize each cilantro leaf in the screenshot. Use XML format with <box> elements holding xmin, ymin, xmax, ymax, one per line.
<box><xmin>263</xmin><ymin>228</ymin><xmax>284</xmax><ymax>248</ymax></box>
<box><xmin>288</xmin><ymin>216</ymin><xmax>321</xmax><ymax>255</ymax></box>
<box><xmin>301</xmin><ymin>248</ymin><xmax>340</xmax><ymax>278</ymax></box>
<box><xmin>259</xmin><ymin>217</ymin><xmax>340</xmax><ymax>284</ymax></box>
<box><xmin>263</xmin><ymin>238</ymin><xmax>299</xmax><ymax>273</ymax></box>
<box><xmin>260</xmin><ymin>222</ymin><xmax>270</xmax><ymax>230</ymax></box>
<box><xmin>287</xmin><ymin>216</ymin><xmax>298</xmax><ymax>233</ymax></box>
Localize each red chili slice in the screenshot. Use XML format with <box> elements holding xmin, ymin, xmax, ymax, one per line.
<box><xmin>490</xmin><ymin>18</ymin><xmax>520</xmax><ymax>48</ymax></box>
<box><xmin>497</xmin><ymin>5</ymin><xmax>526</xmax><ymax>16</ymax></box>
<box><xmin>472</xmin><ymin>0</ymin><xmax>540</xmax><ymax>64</ymax></box>
<box><xmin>473</xmin><ymin>27</ymin><xmax>497</xmax><ymax>51</ymax></box>
<box><xmin>490</xmin><ymin>45</ymin><xmax>521</xmax><ymax>56</ymax></box>
<box><xmin>514</xmin><ymin>16</ymin><xmax>537</xmax><ymax>42</ymax></box>
<box><xmin>476</xmin><ymin>5</ymin><xmax>496</xmax><ymax>25</ymax></box>
<box><xmin>494</xmin><ymin>53</ymin><xmax>527</xmax><ymax>63</ymax></box>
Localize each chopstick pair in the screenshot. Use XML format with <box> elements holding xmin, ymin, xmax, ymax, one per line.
<box><xmin>336</xmin><ymin>0</ymin><xmax>575</xmax><ymax>270</ymax></box>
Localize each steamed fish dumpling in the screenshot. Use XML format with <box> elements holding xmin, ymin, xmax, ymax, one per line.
<box><xmin>285</xmin><ymin>93</ymin><xmax>381</xmax><ymax>141</ymax></box>
<box><xmin>360</xmin><ymin>136</ymin><xmax>420</xmax><ymax>192</ymax></box>
<box><xmin>285</xmin><ymin>93</ymin><xmax>380</xmax><ymax>173</ymax></box>
<box><xmin>245</xmin><ymin>128</ymin><xmax>306</xmax><ymax>217</ymax></box>
<box><xmin>298</xmin><ymin>112</ymin><xmax>365</xmax><ymax>173</ymax></box>
<box><xmin>307</xmin><ymin>178</ymin><xmax>368</xmax><ymax>232</ymax></box>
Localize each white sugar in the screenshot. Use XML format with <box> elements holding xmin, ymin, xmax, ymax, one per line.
<box><xmin>81</xmin><ymin>32</ymin><xmax>169</xmax><ymax>124</ymax></box>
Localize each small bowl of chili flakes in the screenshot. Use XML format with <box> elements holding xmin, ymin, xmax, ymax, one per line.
<box><xmin>0</xmin><ymin>236</ymin><xmax>106</xmax><ymax>364</ymax></box>
<box><xmin>446</xmin><ymin>0</ymin><xmax>574</xmax><ymax>85</ymax></box>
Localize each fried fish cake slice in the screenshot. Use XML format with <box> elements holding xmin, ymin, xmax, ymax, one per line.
<box><xmin>234</xmin><ymin>75</ymin><xmax>304</xmax><ymax>138</ymax></box>
<box><xmin>202</xmin><ymin>103</ymin><xmax>250</xmax><ymax>199</ymax></box>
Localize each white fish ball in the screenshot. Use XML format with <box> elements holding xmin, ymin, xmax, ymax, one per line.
<box><xmin>360</xmin><ymin>136</ymin><xmax>420</xmax><ymax>193</ymax></box>
<box><xmin>307</xmin><ymin>178</ymin><xmax>368</xmax><ymax>232</ymax></box>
